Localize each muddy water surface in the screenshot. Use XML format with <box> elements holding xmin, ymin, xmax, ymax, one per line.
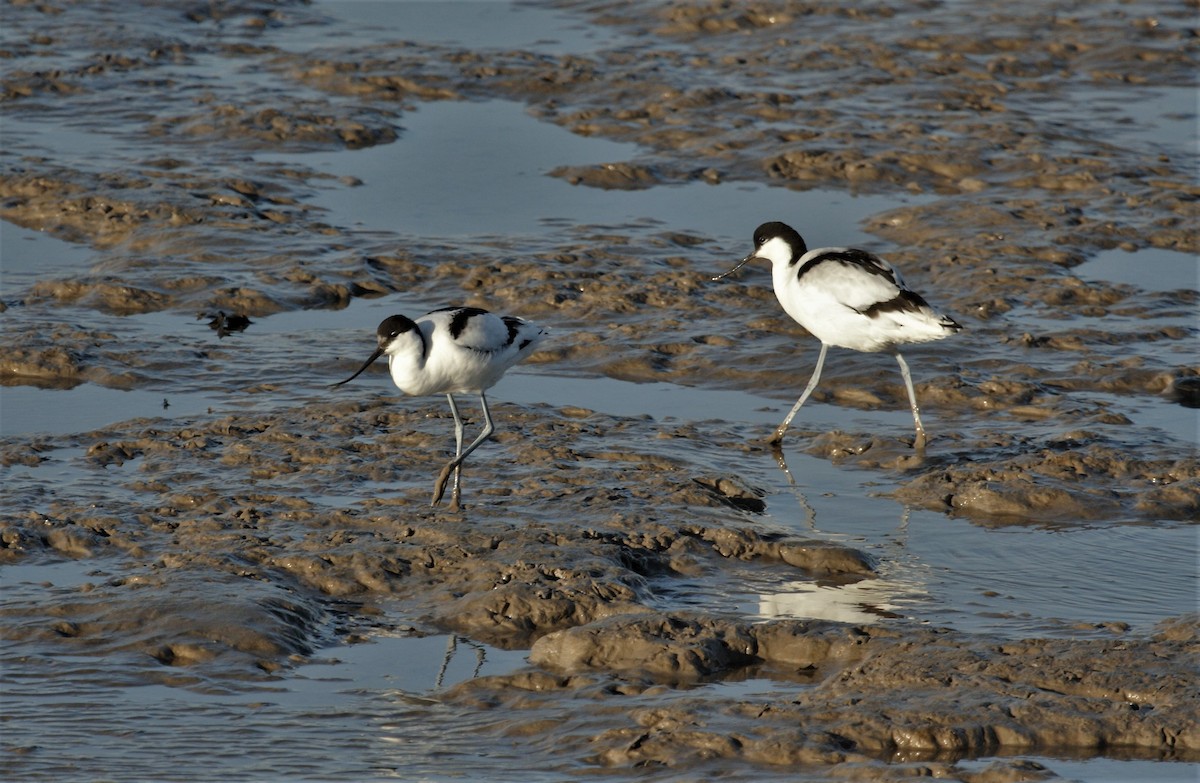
<box><xmin>2</xmin><ymin>1</ymin><xmax>1197</xmax><ymax>781</ymax></box>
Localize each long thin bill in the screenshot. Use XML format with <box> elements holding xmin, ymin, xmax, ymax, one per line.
<box><xmin>711</xmin><ymin>254</ymin><xmax>755</xmax><ymax>281</ymax></box>
<box><xmin>332</xmin><ymin>346</ymin><xmax>384</xmax><ymax>387</ymax></box>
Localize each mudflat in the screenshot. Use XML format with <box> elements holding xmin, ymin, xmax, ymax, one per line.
<box><xmin>2</xmin><ymin>1</ymin><xmax>1196</xmax><ymax>780</ymax></box>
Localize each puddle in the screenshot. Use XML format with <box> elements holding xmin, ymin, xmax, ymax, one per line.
<box><xmin>297</xmin><ymin>632</ymin><xmax>527</xmax><ymax>698</ymax></box>
<box><xmin>0</xmin><ymin>384</ymin><xmax>221</xmax><ymax>436</ymax></box>
<box><xmin>0</xmin><ymin>115</ymin><xmax>150</xmax><ymax>170</ymax></box>
<box><xmin>957</xmin><ymin>756</ymin><xmax>1198</xmax><ymax>783</ymax></box>
<box><xmin>1</xmin><ymin>442</ymin><xmax>149</xmax><ymax>517</ymax></box>
<box><xmin>1070</xmin><ymin>390</ymin><xmax>1200</xmax><ymax>448</ymax></box>
<box><xmin>899</xmin><ymin>515</ymin><xmax>1197</xmax><ymax>637</ymax></box>
<box><xmin>1060</xmin><ymin>84</ymin><xmax>1198</xmax><ymax>155</ymax></box>
<box><xmin>257</xmin><ymin>98</ymin><xmax>925</xmax><ymax>241</ymax></box>
<box><xmin>0</xmin><ymin>557</ymin><xmax>120</xmax><ymax>591</ymax></box>
<box><xmin>0</xmin><ymin>223</ymin><xmax>96</xmax><ymax>296</ymax></box>
<box><xmin>293</xmin><ymin>0</ymin><xmax>625</xmax><ymax>53</ymax></box>
<box><xmin>1017</xmin><ymin>80</ymin><xmax>1196</xmax><ymax>162</ymax></box>
<box><xmin>1074</xmin><ymin>246</ymin><xmax>1199</xmax><ymax>293</ymax></box>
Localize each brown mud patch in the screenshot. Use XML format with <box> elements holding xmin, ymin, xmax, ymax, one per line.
<box><xmin>450</xmin><ymin>612</ymin><xmax>1198</xmax><ymax>771</ymax></box>
<box><xmin>893</xmin><ymin>436</ymin><xmax>1200</xmax><ymax>522</ymax></box>
<box><xmin>4</xmin><ymin>393</ymin><xmax>1195</xmax><ymax>768</ymax></box>
<box><xmin>4</xmin><ymin>395</ymin><xmax>1196</xmax><ymax>774</ymax></box>
<box><xmin>0</xmin><ymin>400</ymin><xmax>874</xmax><ymax>654</ymax></box>
<box><xmin>1</xmin><ymin>569</ymin><xmax>323</xmax><ymax>680</ymax></box>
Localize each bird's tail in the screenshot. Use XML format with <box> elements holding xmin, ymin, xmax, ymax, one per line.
<box><xmin>939</xmin><ymin>314</ymin><xmax>964</xmax><ymax>333</ymax></box>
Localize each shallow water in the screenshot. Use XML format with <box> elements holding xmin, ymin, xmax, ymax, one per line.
<box><xmin>258</xmin><ymin>97</ymin><xmax>923</xmax><ymax>239</ymax></box>
<box><xmin>294</xmin><ymin>0</ymin><xmax>624</xmax><ymax>53</ymax></box>
<box><xmin>1074</xmin><ymin>246</ymin><xmax>1199</xmax><ymax>294</ymax></box>
<box><xmin>0</xmin><ymin>224</ymin><xmax>96</xmax><ymax>294</ymax></box>
<box><xmin>2</xmin><ymin>0</ymin><xmax>1198</xmax><ymax>781</ymax></box>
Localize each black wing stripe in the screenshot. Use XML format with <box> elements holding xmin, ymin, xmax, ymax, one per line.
<box><xmin>445</xmin><ymin>307</ymin><xmax>490</xmax><ymax>340</ymax></box>
<box><xmin>797</xmin><ymin>249</ymin><xmax>899</xmax><ymax>287</ymax></box>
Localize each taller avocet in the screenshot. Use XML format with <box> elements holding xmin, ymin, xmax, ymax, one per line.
<box><xmin>714</xmin><ymin>221</ymin><xmax>962</xmax><ymax>450</ymax></box>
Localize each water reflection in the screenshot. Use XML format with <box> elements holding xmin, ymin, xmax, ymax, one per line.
<box><xmin>760</xmin><ymin>451</ymin><xmax>929</xmax><ymax>625</ymax></box>
<box><xmin>758</xmin><ymin>577</ymin><xmax>910</xmax><ymax>624</ymax></box>
<box><xmin>433</xmin><ymin>634</ymin><xmax>487</xmax><ymax>690</ymax></box>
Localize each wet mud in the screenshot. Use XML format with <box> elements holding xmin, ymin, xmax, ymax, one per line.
<box><xmin>515</xmin><ymin>613</ymin><xmax>1195</xmax><ymax>767</ymax></box>
<box><xmin>2</xmin><ymin>0</ymin><xmax>1197</xmax><ymax>780</ymax></box>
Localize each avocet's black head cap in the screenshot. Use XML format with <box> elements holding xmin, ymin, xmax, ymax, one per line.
<box><xmin>375</xmin><ymin>314</ymin><xmax>419</xmax><ymax>349</ymax></box>
<box><xmin>713</xmin><ymin>222</ymin><xmax>808</xmax><ymax>282</ymax></box>
<box><xmin>332</xmin><ymin>314</ymin><xmax>418</xmax><ymax>387</ymax></box>
<box><xmin>754</xmin><ymin>221</ymin><xmax>806</xmax><ymax>252</ymax></box>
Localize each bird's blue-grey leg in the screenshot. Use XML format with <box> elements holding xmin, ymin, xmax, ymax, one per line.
<box><xmin>894</xmin><ymin>351</ymin><xmax>928</xmax><ymax>450</ymax></box>
<box><xmin>432</xmin><ymin>391</ymin><xmax>498</xmax><ymax>508</ymax></box>
<box><xmin>457</xmin><ymin>390</ymin><xmax>496</xmax><ymax>464</ymax></box>
<box><xmin>771</xmin><ymin>343</ymin><xmax>828</xmax><ymax>445</ymax></box>
<box><xmin>446</xmin><ymin>393</ymin><xmax>465</xmax><ymax>506</ymax></box>
<box><xmin>431</xmin><ymin>393</ymin><xmax>466</xmax><ymax>508</ymax></box>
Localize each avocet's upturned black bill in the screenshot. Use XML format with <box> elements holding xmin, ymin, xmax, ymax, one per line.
<box><xmin>715</xmin><ymin>221</ymin><xmax>962</xmax><ymax>450</ymax></box>
<box><xmin>333</xmin><ymin>307</ymin><xmax>548</xmax><ymax>510</ymax></box>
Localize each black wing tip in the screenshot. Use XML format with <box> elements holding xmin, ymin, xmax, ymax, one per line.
<box><xmin>858</xmin><ymin>291</ymin><xmax>926</xmax><ymax>319</ymax></box>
